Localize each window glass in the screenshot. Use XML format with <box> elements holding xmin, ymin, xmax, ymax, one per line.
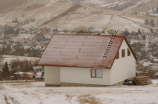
<box><xmin>122</xmin><ymin>49</ymin><xmax>125</xmax><ymax>57</ymax></box>
<box><xmin>96</xmin><ymin>70</ymin><xmax>103</xmax><ymax>78</ymax></box>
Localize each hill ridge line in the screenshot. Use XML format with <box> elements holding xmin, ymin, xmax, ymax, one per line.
<box><xmin>41</xmin><ymin>3</ymin><xmax>81</xmax><ymax>26</ymax></box>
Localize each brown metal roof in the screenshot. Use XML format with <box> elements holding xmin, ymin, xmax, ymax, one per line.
<box><xmin>38</xmin><ymin>34</ymin><xmax>136</xmax><ymax>69</ymax></box>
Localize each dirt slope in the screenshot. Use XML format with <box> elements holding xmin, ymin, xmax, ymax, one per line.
<box><xmin>0</xmin><ymin>0</ymin><xmax>27</xmax><ymax>13</ymax></box>
<box><xmin>132</xmin><ymin>0</ymin><xmax>158</xmax><ymax>13</ymax></box>
<box><xmin>42</xmin><ymin>3</ymin><xmax>81</xmax><ymax>26</ymax></box>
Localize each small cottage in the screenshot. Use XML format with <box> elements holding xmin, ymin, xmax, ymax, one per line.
<box><xmin>38</xmin><ymin>34</ymin><xmax>137</xmax><ymax>86</ymax></box>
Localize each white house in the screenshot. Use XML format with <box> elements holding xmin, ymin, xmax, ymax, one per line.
<box><xmin>38</xmin><ymin>34</ymin><xmax>137</xmax><ymax>86</ymax></box>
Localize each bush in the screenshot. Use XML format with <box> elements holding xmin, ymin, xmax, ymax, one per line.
<box><xmin>2</xmin><ymin>62</ymin><xmax>10</xmax><ymax>80</ymax></box>
<box><xmin>10</xmin><ymin>59</ymin><xmax>38</xmax><ymax>79</ymax></box>
<box><xmin>73</xmin><ymin>26</ymin><xmax>88</xmax><ymax>33</ymax></box>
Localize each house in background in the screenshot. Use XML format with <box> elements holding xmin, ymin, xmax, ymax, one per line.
<box><xmin>38</xmin><ymin>34</ymin><xmax>137</xmax><ymax>86</ymax></box>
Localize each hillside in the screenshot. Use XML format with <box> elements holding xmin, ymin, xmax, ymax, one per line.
<box><xmin>0</xmin><ymin>0</ymin><xmax>151</xmax><ymax>32</ymax></box>
<box><xmin>0</xmin><ymin>0</ymin><xmax>27</xmax><ymax>13</ymax></box>
<box><xmin>131</xmin><ymin>0</ymin><xmax>158</xmax><ymax>13</ymax></box>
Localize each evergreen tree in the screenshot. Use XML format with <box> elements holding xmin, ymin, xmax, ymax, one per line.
<box><xmin>145</xmin><ymin>18</ymin><xmax>149</xmax><ymax>25</ymax></box>
<box><xmin>2</xmin><ymin>62</ymin><xmax>9</xmax><ymax>75</ymax></box>
<box><xmin>156</xmin><ymin>20</ymin><xmax>158</xmax><ymax>26</ymax></box>
<box><xmin>138</xmin><ymin>29</ymin><xmax>141</xmax><ymax>34</ymax></box>
<box><xmin>143</xmin><ymin>35</ymin><xmax>146</xmax><ymax>40</ymax></box>
<box><xmin>150</xmin><ymin>19</ymin><xmax>155</xmax><ymax>27</ymax></box>
<box><xmin>123</xmin><ymin>28</ymin><xmax>130</xmax><ymax>36</ymax></box>
<box><xmin>150</xmin><ymin>28</ymin><xmax>153</xmax><ymax>33</ymax></box>
<box><xmin>4</xmin><ymin>26</ymin><xmax>14</xmax><ymax>35</ymax></box>
<box><xmin>156</xmin><ymin>6</ymin><xmax>158</xmax><ymax>13</ymax></box>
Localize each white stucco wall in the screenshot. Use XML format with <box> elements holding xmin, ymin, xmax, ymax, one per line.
<box><xmin>44</xmin><ymin>66</ymin><xmax>60</xmax><ymax>85</ymax></box>
<box><xmin>60</xmin><ymin>67</ymin><xmax>111</xmax><ymax>85</ymax></box>
<box><xmin>111</xmin><ymin>40</ymin><xmax>136</xmax><ymax>85</ymax></box>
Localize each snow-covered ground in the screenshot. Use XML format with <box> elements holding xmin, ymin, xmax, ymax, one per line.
<box><xmin>106</xmin><ymin>15</ymin><xmax>149</xmax><ymax>32</ymax></box>
<box><xmin>0</xmin><ymin>80</ymin><xmax>158</xmax><ymax>104</ymax></box>
<box><xmin>2</xmin><ymin>55</ymin><xmax>39</xmax><ymax>64</ymax></box>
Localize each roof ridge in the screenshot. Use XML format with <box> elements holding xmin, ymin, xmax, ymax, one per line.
<box><xmin>53</xmin><ymin>33</ymin><xmax>101</xmax><ymax>36</ymax></box>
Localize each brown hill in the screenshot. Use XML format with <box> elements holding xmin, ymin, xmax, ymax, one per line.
<box><xmin>0</xmin><ymin>0</ymin><xmax>27</xmax><ymax>13</ymax></box>
<box><xmin>0</xmin><ymin>0</ymin><xmax>150</xmax><ymax>32</ymax></box>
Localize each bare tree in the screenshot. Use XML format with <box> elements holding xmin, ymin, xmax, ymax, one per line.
<box><xmin>2</xmin><ymin>62</ymin><xmax>10</xmax><ymax>80</ymax></box>
<box><xmin>73</xmin><ymin>26</ymin><xmax>88</xmax><ymax>33</ymax></box>
<box><xmin>156</xmin><ymin>5</ymin><xmax>158</xmax><ymax>13</ymax></box>
<box><xmin>0</xmin><ymin>55</ymin><xmax>3</xmax><ymax>80</ymax></box>
<box><xmin>10</xmin><ymin>59</ymin><xmax>38</xmax><ymax>79</ymax></box>
<box><xmin>10</xmin><ymin>59</ymin><xmax>20</xmax><ymax>75</ymax></box>
<box><xmin>145</xmin><ymin>65</ymin><xmax>155</xmax><ymax>78</ymax></box>
<box><xmin>144</xmin><ymin>18</ymin><xmax>149</xmax><ymax>25</ymax></box>
<box><xmin>150</xmin><ymin>19</ymin><xmax>155</xmax><ymax>27</ymax></box>
<box><xmin>0</xmin><ymin>71</ymin><xmax>2</xmax><ymax>80</ymax></box>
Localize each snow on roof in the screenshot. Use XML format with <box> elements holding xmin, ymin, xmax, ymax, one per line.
<box><xmin>14</xmin><ymin>72</ymin><xmax>24</xmax><ymax>75</ymax></box>
<box><xmin>38</xmin><ymin>34</ymin><xmax>136</xmax><ymax>69</ymax></box>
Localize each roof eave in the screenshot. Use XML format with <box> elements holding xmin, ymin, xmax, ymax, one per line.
<box><xmin>37</xmin><ymin>63</ymin><xmax>111</xmax><ymax>69</ymax></box>
<box><xmin>110</xmin><ymin>35</ymin><xmax>125</xmax><ymax>69</ymax></box>
<box><xmin>124</xmin><ymin>37</ymin><xmax>138</xmax><ymax>61</ymax></box>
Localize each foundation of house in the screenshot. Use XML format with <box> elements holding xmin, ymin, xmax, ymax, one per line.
<box><xmin>45</xmin><ymin>84</ymin><xmax>61</xmax><ymax>87</ymax></box>
<box><xmin>45</xmin><ymin>81</ymin><xmax>124</xmax><ymax>87</ymax></box>
<box><xmin>60</xmin><ymin>82</ymin><xmax>111</xmax><ymax>87</ymax></box>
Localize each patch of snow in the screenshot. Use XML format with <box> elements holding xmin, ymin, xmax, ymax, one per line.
<box><xmin>0</xmin><ymin>82</ymin><xmax>158</xmax><ymax>104</ymax></box>
<box><xmin>153</xmin><ymin>59</ymin><xmax>158</xmax><ymax>62</ymax></box>
<box><xmin>107</xmin><ymin>15</ymin><xmax>149</xmax><ymax>32</ymax></box>
<box><xmin>143</xmin><ymin>62</ymin><xmax>153</xmax><ymax>66</ymax></box>
<box><xmin>154</xmin><ymin>72</ymin><xmax>158</xmax><ymax>76</ymax></box>
<box><xmin>151</xmin><ymin>79</ymin><xmax>158</xmax><ymax>83</ymax></box>
<box><xmin>14</xmin><ymin>72</ymin><xmax>24</xmax><ymax>75</ymax></box>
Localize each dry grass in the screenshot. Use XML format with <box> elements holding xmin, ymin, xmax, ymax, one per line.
<box><xmin>0</xmin><ymin>84</ymin><xmax>3</xmax><ymax>89</ymax></box>
<box><xmin>4</xmin><ymin>95</ymin><xmax>20</xmax><ymax>104</ymax></box>
<box><xmin>0</xmin><ymin>0</ymin><xmax>26</xmax><ymax>13</ymax></box>
<box><xmin>9</xmin><ymin>82</ymin><xmax>32</xmax><ymax>86</ymax></box>
<box><xmin>66</xmin><ymin>94</ymin><xmax>74</xmax><ymax>103</ymax></box>
<box><xmin>10</xmin><ymin>97</ymin><xmax>20</xmax><ymax>104</ymax></box>
<box><xmin>24</xmin><ymin>4</ymin><xmax>45</xmax><ymax>11</ymax></box>
<box><xmin>77</xmin><ymin>94</ymin><xmax>101</xmax><ymax>104</ymax></box>
<box><xmin>4</xmin><ymin>96</ymin><xmax>10</xmax><ymax>104</ymax></box>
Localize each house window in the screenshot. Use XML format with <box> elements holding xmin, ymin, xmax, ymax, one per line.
<box><xmin>91</xmin><ymin>69</ymin><xmax>103</xmax><ymax>78</ymax></box>
<box><xmin>116</xmin><ymin>51</ymin><xmax>119</xmax><ymax>59</ymax></box>
<box><xmin>122</xmin><ymin>49</ymin><xmax>125</xmax><ymax>57</ymax></box>
<box><xmin>127</xmin><ymin>49</ymin><xmax>130</xmax><ymax>56</ymax></box>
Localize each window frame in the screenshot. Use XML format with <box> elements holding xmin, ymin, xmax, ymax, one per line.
<box><xmin>116</xmin><ymin>51</ymin><xmax>119</xmax><ymax>59</ymax></box>
<box><xmin>91</xmin><ymin>69</ymin><xmax>103</xmax><ymax>78</ymax></box>
<box><xmin>122</xmin><ymin>49</ymin><xmax>125</xmax><ymax>57</ymax></box>
<box><xmin>127</xmin><ymin>48</ymin><xmax>130</xmax><ymax>56</ymax></box>
<box><xmin>91</xmin><ymin>69</ymin><xmax>96</xmax><ymax>78</ymax></box>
